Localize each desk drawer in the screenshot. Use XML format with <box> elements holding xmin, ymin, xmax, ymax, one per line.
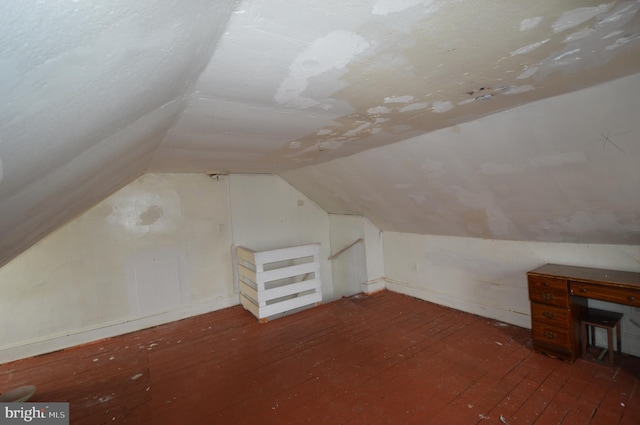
<box><xmin>530</xmin><ymin>303</ymin><xmax>571</xmax><ymax>329</ymax></box>
<box><xmin>532</xmin><ymin>322</ymin><xmax>571</xmax><ymax>350</ymax></box>
<box><xmin>570</xmin><ymin>282</ymin><xmax>640</xmax><ymax>307</ymax></box>
<box><xmin>528</xmin><ymin>276</ymin><xmax>569</xmax><ymax>307</ymax></box>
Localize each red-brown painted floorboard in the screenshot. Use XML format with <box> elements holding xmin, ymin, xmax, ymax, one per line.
<box><xmin>1</xmin><ymin>290</ymin><xmax>638</xmax><ymax>425</ymax></box>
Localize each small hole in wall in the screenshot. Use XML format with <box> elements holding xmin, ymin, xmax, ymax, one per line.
<box><xmin>208</xmin><ymin>173</ymin><xmax>228</xmax><ymax>181</ymax></box>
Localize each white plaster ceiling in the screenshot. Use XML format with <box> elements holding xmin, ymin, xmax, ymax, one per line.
<box><xmin>282</xmin><ymin>73</ymin><xmax>640</xmax><ymax>244</ymax></box>
<box><xmin>2</xmin><ymin>0</ymin><xmax>640</xmax><ymax>266</ymax></box>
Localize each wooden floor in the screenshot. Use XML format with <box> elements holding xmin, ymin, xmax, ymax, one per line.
<box><xmin>1</xmin><ymin>291</ymin><xmax>638</xmax><ymax>424</ymax></box>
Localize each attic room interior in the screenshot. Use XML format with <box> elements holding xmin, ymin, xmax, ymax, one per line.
<box><xmin>1</xmin><ymin>0</ymin><xmax>640</xmax><ymax>423</ymax></box>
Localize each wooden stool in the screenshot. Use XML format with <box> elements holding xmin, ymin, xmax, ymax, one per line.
<box><xmin>580</xmin><ymin>308</ymin><xmax>623</xmax><ymax>366</ymax></box>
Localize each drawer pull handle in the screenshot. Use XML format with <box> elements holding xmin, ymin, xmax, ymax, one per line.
<box><xmin>541</xmin><ymin>293</ymin><xmax>554</xmax><ymax>300</ymax></box>
<box><xmin>542</xmin><ymin>311</ymin><xmax>556</xmax><ymax>319</ymax></box>
<box><xmin>579</xmin><ymin>288</ymin><xmax>587</xmax><ymax>293</ymax></box>
<box><xmin>629</xmin><ymin>296</ymin><xmax>636</xmax><ymax>302</ymax></box>
<box><xmin>543</xmin><ymin>282</ymin><xmax>549</xmax><ymax>287</ymax></box>
<box><xmin>544</xmin><ymin>331</ymin><xmax>557</xmax><ymax>340</ymax></box>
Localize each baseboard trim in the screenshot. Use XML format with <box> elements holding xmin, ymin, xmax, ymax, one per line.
<box><xmin>0</xmin><ymin>294</ymin><xmax>240</xmax><ymax>363</ymax></box>
<box><xmin>361</xmin><ymin>278</ymin><xmax>386</xmax><ymax>294</ymax></box>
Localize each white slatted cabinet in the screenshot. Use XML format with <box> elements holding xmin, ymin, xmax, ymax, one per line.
<box><xmin>236</xmin><ymin>243</ymin><xmax>322</xmax><ymax>322</ymax></box>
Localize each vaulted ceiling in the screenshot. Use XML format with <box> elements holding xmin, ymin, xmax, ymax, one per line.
<box><xmin>2</xmin><ymin>0</ymin><xmax>640</xmax><ymax>267</ymax></box>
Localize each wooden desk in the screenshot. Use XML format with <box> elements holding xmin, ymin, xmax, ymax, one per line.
<box><xmin>527</xmin><ymin>263</ymin><xmax>640</xmax><ymax>363</ymax></box>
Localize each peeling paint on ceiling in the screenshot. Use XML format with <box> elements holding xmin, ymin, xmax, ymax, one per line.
<box><xmin>155</xmin><ymin>0</ymin><xmax>640</xmax><ymax>173</ymax></box>
<box><xmin>1</xmin><ymin>0</ymin><xmax>640</xmax><ymax>266</ymax></box>
<box><xmin>281</xmin><ymin>73</ymin><xmax>640</xmax><ymax>244</ymax></box>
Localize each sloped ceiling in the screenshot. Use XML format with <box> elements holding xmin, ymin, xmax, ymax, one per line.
<box><xmin>2</xmin><ymin>0</ymin><xmax>640</xmax><ymax>267</ymax></box>
<box><xmin>281</xmin><ymin>73</ymin><xmax>640</xmax><ymax>244</ymax></box>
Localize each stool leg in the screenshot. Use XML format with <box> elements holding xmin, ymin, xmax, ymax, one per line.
<box><xmin>607</xmin><ymin>328</ymin><xmax>614</xmax><ymax>365</ymax></box>
<box><xmin>581</xmin><ymin>322</ymin><xmax>587</xmax><ymax>357</ymax></box>
<box><xmin>616</xmin><ymin>323</ymin><xmax>622</xmax><ymax>355</ymax></box>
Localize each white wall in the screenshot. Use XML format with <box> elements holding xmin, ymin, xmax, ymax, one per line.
<box><xmin>0</xmin><ymin>174</ymin><xmax>237</xmax><ymax>362</ymax></box>
<box><xmin>383</xmin><ymin>232</ymin><xmax>640</xmax><ymax>356</ymax></box>
<box><xmin>363</xmin><ymin>217</ymin><xmax>385</xmax><ymax>289</ymax></box>
<box><xmin>329</xmin><ymin>215</ymin><xmax>367</xmax><ymax>298</ymax></box>
<box><xmin>328</xmin><ymin>215</ymin><xmax>385</xmax><ymax>298</ymax></box>
<box><xmin>228</xmin><ymin>174</ymin><xmax>334</xmax><ymax>301</ymax></box>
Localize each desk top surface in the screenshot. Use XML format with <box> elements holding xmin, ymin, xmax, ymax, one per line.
<box><xmin>527</xmin><ymin>263</ymin><xmax>640</xmax><ymax>288</ymax></box>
